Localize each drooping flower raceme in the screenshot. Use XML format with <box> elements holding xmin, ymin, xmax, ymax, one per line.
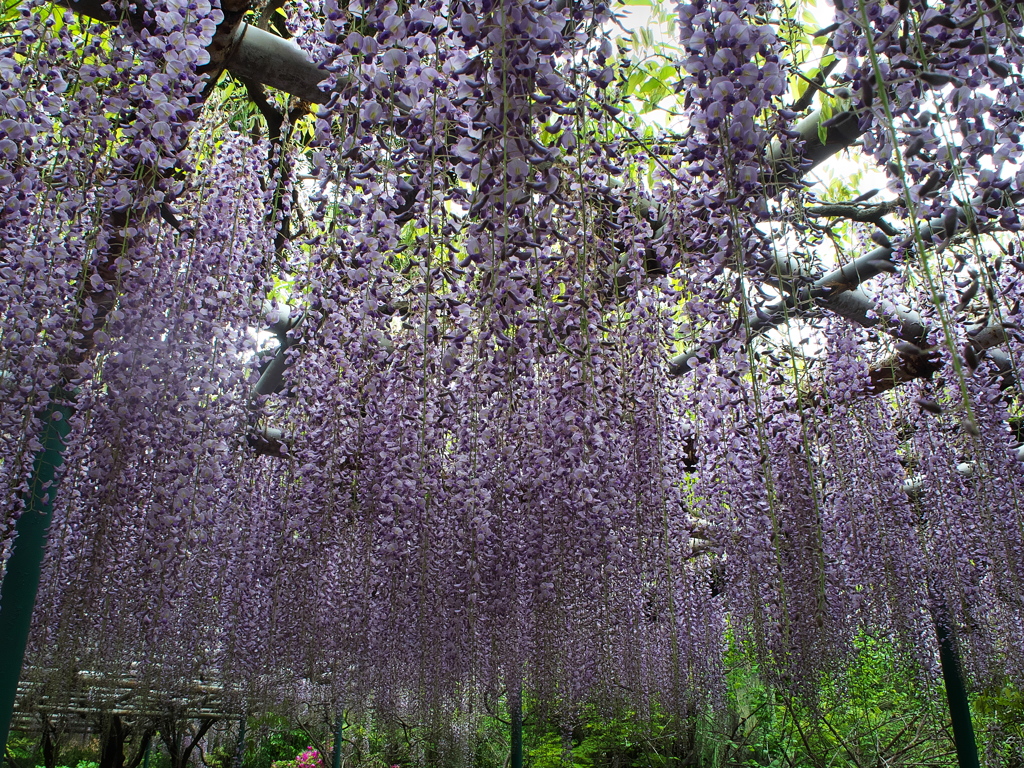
<box><xmin>3</xmin><ymin>0</ymin><xmax>1024</xmax><ymax>748</ymax></box>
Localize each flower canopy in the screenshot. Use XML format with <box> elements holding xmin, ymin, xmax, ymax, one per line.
<box><xmin>1</xmin><ymin>0</ymin><xmax>1024</xmax><ymax>735</ymax></box>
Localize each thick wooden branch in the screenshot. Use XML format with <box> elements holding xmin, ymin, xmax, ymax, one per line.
<box><xmin>227</xmin><ymin>25</ymin><xmax>328</xmax><ymax>103</ymax></box>
<box><xmin>867</xmin><ymin>349</ymin><xmax>944</xmax><ymax>394</ymax></box>
<box><xmin>194</xmin><ymin>0</ymin><xmax>252</xmax><ymax>97</ymax></box>
<box><xmin>246</xmin><ymin>427</ymin><xmax>289</xmax><ymax>457</ymax></box>
<box><xmin>764</xmin><ymin>108</ymin><xmax>863</xmax><ymax>191</ymax></box>
<box><xmin>805</xmin><ymin>201</ymin><xmax>898</xmax><ymax>221</ymax></box>
<box><xmin>866</xmin><ymin>324</ymin><xmax>1013</xmax><ymax>394</ymax></box>
<box><xmin>252</xmin><ymin>308</ymin><xmax>302</xmax><ymax>398</ymax></box>
<box><xmin>668</xmin><ymin>194</ymin><xmax>1011</xmax><ymax>377</ymax></box>
<box><xmin>612</xmin><ymin>108</ymin><xmax>867</xmax><ymax>300</ymax></box>
<box><xmin>790</xmin><ymin>56</ymin><xmax>838</xmax><ymax>113</ymax></box>
<box><xmin>55</xmin><ymin>0</ymin><xmax>330</xmax><ymax>103</ymax></box>
<box><xmin>805</xmin><ymin>200</ymin><xmax>900</xmax><ymax>235</ymax></box>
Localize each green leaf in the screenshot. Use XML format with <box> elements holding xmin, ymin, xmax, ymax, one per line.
<box><xmin>640</xmin><ymin>77</ymin><xmax>661</xmax><ymax>96</ymax></box>
<box><xmin>624</xmin><ymin>71</ymin><xmax>645</xmax><ymax>96</ymax></box>
<box><xmin>817</xmin><ymin>94</ymin><xmax>833</xmax><ymax>145</ymax></box>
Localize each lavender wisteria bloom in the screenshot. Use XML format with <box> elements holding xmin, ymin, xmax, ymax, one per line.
<box><xmin>2</xmin><ymin>0</ymin><xmax>1024</xmax><ymax>747</ymax></box>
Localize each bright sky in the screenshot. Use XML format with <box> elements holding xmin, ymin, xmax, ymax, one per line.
<box><xmin>604</xmin><ymin>0</ymin><xmax>892</xmax><ymax>357</ymax></box>
<box><xmin>609</xmin><ymin>0</ymin><xmax>892</xmax><ymax>206</ymax></box>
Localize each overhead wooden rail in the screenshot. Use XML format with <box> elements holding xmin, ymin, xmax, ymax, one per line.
<box><xmin>57</xmin><ymin>0</ymin><xmax>331</xmax><ymax>103</ymax></box>
<box><xmin>10</xmin><ymin>671</ymin><xmax>240</xmax><ymax>734</ymax></box>
<box><xmin>14</xmin><ymin>671</ymin><xmax>238</xmax><ymax>710</ymax></box>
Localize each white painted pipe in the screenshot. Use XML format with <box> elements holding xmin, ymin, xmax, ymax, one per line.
<box><xmin>226</xmin><ymin>24</ymin><xmax>330</xmax><ymax>104</ymax></box>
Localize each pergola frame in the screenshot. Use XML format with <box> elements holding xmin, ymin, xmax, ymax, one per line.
<box><xmin>1</xmin><ymin>3</ymin><xmax>1016</xmax><ymax>766</ymax></box>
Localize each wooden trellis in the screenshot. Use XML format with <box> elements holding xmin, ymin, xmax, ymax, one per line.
<box><xmin>1</xmin><ymin>4</ymin><xmax>1018</xmax><ymax>768</ymax></box>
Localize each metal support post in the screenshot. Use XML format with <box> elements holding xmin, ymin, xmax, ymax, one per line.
<box><xmin>934</xmin><ymin>607</ymin><xmax>980</xmax><ymax>768</ymax></box>
<box><xmin>331</xmin><ymin>709</ymin><xmax>344</xmax><ymax>768</ymax></box>
<box><xmin>0</xmin><ymin>394</ymin><xmax>75</xmax><ymax>752</ymax></box>
<box><xmin>510</xmin><ymin>689</ymin><xmax>523</xmax><ymax>768</ymax></box>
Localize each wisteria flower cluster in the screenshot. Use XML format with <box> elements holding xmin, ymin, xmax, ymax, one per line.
<box><xmin>1</xmin><ymin>0</ymin><xmax>1024</xmax><ymax>750</ymax></box>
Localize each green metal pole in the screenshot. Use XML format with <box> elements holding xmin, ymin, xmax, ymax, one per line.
<box><xmin>934</xmin><ymin>607</ymin><xmax>980</xmax><ymax>768</ymax></box>
<box><xmin>509</xmin><ymin>689</ymin><xmax>522</xmax><ymax>768</ymax></box>
<box><xmin>142</xmin><ymin>736</ymin><xmax>153</xmax><ymax>768</ymax></box>
<box><xmin>233</xmin><ymin>715</ymin><xmax>246</xmax><ymax>768</ymax></box>
<box><xmin>331</xmin><ymin>710</ymin><xmax>344</xmax><ymax>768</ymax></box>
<box><xmin>0</xmin><ymin>394</ymin><xmax>75</xmax><ymax>753</ymax></box>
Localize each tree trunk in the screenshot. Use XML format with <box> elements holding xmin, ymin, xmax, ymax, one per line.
<box><xmin>99</xmin><ymin>715</ymin><xmax>127</xmax><ymax>768</ymax></box>
<box><xmin>126</xmin><ymin>730</ymin><xmax>154</xmax><ymax>768</ymax></box>
<box><xmin>160</xmin><ymin>718</ymin><xmax>216</xmax><ymax>768</ymax></box>
<box><xmin>40</xmin><ymin>714</ymin><xmax>59</xmax><ymax>768</ymax></box>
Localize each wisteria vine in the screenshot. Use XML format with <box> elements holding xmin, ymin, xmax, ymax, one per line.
<box><xmin>3</xmin><ymin>0</ymin><xmax>1024</xmax><ymax>747</ymax></box>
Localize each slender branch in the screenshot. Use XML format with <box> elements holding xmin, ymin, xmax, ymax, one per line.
<box><xmin>240</xmin><ymin>78</ymin><xmax>285</xmax><ymax>141</ymax></box>
<box><xmin>791</xmin><ymin>56</ymin><xmax>839</xmax><ymax>113</ymax></box>
<box><xmin>804</xmin><ymin>201</ymin><xmax>898</xmax><ymax>220</ymax></box>
<box><xmin>805</xmin><ymin>200</ymin><xmax>900</xmax><ymax>236</ymax></box>
<box><xmin>181</xmin><ymin>718</ymin><xmax>216</xmax><ymax>768</ymax></box>
<box><xmin>600</xmin><ymin>106</ymin><xmax>682</xmax><ymax>183</ymax></box>
<box><xmin>256</xmin><ymin>0</ymin><xmax>290</xmax><ymax>34</ymax></box>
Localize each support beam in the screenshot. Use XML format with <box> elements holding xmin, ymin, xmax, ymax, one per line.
<box><xmin>233</xmin><ymin>715</ymin><xmax>246</xmax><ymax>768</ymax></box>
<box><xmin>331</xmin><ymin>710</ymin><xmax>343</xmax><ymax>768</ymax></box>
<box><xmin>0</xmin><ymin>394</ymin><xmax>75</xmax><ymax>753</ymax></box>
<box><xmin>669</xmin><ymin>194</ymin><xmax>1016</xmax><ymax>377</ymax></box>
<box><xmin>934</xmin><ymin>605</ymin><xmax>980</xmax><ymax>768</ymax></box>
<box><xmin>509</xmin><ymin>690</ymin><xmax>523</xmax><ymax>768</ymax></box>
<box><xmin>57</xmin><ymin>0</ymin><xmax>330</xmax><ymax>103</ymax></box>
